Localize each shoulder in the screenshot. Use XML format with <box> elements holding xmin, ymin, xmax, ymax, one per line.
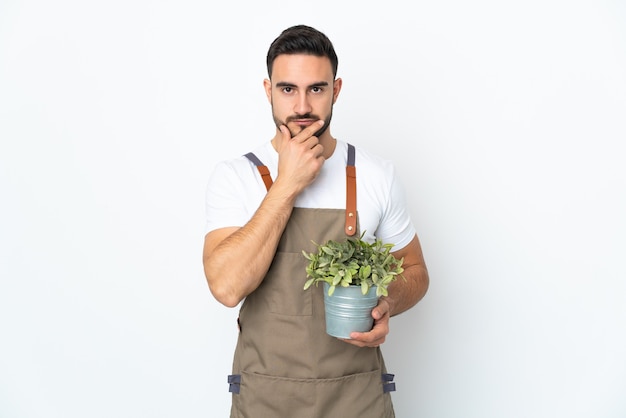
<box><xmin>211</xmin><ymin>142</ymin><xmax>274</xmax><ymax>177</ymax></box>
<box><xmin>208</xmin><ymin>155</ymin><xmax>251</xmax><ymax>184</ymax></box>
<box><xmin>207</xmin><ymin>142</ymin><xmax>278</xmax><ymax>197</ymax></box>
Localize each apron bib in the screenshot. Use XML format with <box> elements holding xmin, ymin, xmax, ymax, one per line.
<box><xmin>229</xmin><ymin>145</ymin><xmax>395</xmax><ymax>418</ymax></box>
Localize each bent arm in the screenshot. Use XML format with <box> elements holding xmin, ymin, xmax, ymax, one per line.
<box><xmin>343</xmin><ymin>233</ymin><xmax>429</xmax><ymax>347</ymax></box>
<box><xmin>384</xmin><ymin>234</ymin><xmax>429</xmax><ymax>317</ymax></box>
<box><xmin>203</xmin><ymin>121</ymin><xmax>326</xmax><ymax>308</ymax></box>
<box><xmin>202</xmin><ymin>183</ymin><xmax>297</xmax><ymax>308</ymax></box>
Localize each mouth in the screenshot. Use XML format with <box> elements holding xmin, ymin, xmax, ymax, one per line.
<box><xmin>291</xmin><ymin>118</ymin><xmax>317</xmax><ymax>127</ymax></box>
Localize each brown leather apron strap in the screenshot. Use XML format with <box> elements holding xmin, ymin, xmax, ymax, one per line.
<box><xmin>244</xmin><ymin>152</ymin><xmax>273</xmax><ymax>191</ymax></box>
<box><xmin>345</xmin><ymin>144</ymin><xmax>357</xmax><ymax>236</ymax></box>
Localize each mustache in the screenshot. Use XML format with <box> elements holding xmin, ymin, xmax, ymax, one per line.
<box><xmin>286</xmin><ymin>114</ymin><xmax>320</xmax><ymax>122</ymax></box>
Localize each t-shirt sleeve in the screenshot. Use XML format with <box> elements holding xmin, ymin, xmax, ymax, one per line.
<box><xmin>204</xmin><ymin>160</ymin><xmax>250</xmax><ymax>234</ymax></box>
<box><xmin>374</xmin><ymin>164</ymin><xmax>417</xmax><ymax>251</ymax></box>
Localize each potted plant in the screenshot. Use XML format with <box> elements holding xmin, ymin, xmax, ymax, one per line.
<box><xmin>302</xmin><ymin>232</ymin><xmax>405</xmax><ymax>338</ymax></box>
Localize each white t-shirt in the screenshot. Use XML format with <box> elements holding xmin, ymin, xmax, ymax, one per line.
<box><xmin>204</xmin><ymin>140</ymin><xmax>416</xmax><ymax>251</ymax></box>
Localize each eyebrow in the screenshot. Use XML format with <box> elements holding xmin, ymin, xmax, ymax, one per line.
<box><xmin>275</xmin><ymin>81</ymin><xmax>330</xmax><ymax>89</ymax></box>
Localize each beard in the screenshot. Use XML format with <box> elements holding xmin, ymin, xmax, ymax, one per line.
<box><xmin>272</xmin><ymin>108</ymin><xmax>333</xmax><ymax>138</ymax></box>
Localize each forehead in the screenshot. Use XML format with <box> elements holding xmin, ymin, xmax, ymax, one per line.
<box><xmin>271</xmin><ymin>54</ymin><xmax>334</xmax><ymax>83</ymax></box>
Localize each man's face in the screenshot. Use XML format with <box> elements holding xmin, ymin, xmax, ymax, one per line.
<box><xmin>265</xmin><ymin>54</ymin><xmax>341</xmax><ymax>138</ymax></box>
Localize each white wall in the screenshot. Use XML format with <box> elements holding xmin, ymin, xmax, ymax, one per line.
<box><xmin>1</xmin><ymin>1</ymin><xmax>624</xmax><ymax>417</ymax></box>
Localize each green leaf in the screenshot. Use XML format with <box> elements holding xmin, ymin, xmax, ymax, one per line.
<box><xmin>332</xmin><ymin>274</ymin><xmax>342</xmax><ymax>286</ymax></box>
<box><xmin>359</xmin><ymin>265</ymin><xmax>371</xmax><ymax>280</ymax></box>
<box><xmin>322</xmin><ymin>246</ymin><xmax>335</xmax><ymax>255</ymax></box>
<box><xmin>361</xmin><ymin>281</ymin><xmax>369</xmax><ymax>295</ymax></box>
<box><xmin>372</xmin><ymin>273</ymin><xmax>379</xmax><ymax>284</ymax></box>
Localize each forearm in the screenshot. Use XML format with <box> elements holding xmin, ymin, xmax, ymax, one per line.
<box><xmin>347</xmin><ymin>256</ymin><xmax>429</xmax><ymax>348</ymax></box>
<box><xmin>203</xmin><ymin>183</ymin><xmax>297</xmax><ymax>307</ymax></box>
<box><xmin>382</xmin><ymin>235</ymin><xmax>429</xmax><ymax>317</ymax></box>
<box><xmin>204</xmin><ymin>119</ymin><xmax>327</xmax><ymax>307</ymax></box>
<box><xmin>384</xmin><ymin>263</ymin><xmax>429</xmax><ymax>317</ymax></box>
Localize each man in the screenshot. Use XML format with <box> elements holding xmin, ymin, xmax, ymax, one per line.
<box><xmin>202</xmin><ymin>24</ymin><xmax>429</xmax><ymax>418</ymax></box>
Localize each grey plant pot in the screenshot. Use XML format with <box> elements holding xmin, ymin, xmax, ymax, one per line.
<box><xmin>322</xmin><ymin>282</ymin><xmax>379</xmax><ymax>339</ymax></box>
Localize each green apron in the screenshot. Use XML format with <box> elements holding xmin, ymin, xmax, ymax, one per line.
<box><xmin>228</xmin><ymin>144</ymin><xmax>396</xmax><ymax>418</ymax></box>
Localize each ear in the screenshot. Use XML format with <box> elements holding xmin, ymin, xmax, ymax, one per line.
<box><xmin>263</xmin><ymin>79</ymin><xmax>272</xmax><ymax>103</ymax></box>
<box><xmin>332</xmin><ymin>78</ymin><xmax>343</xmax><ymax>104</ymax></box>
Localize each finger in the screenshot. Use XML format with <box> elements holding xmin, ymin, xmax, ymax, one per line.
<box><xmin>279</xmin><ymin>124</ymin><xmax>292</xmax><ymax>141</ymax></box>
<box><xmin>293</xmin><ymin>119</ymin><xmax>324</xmax><ymax>142</ymax></box>
<box><xmin>372</xmin><ymin>298</ymin><xmax>390</xmax><ymax>320</ymax></box>
<box><xmin>348</xmin><ymin>331</ymin><xmax>376</xmax><ymax>342</ymax></box>
<box><xmin>341</xmin><ymin>335</ymin><xmax>382</xmax><ymax>348</ymax></box>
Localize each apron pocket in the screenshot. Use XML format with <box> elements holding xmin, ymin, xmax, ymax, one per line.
<box><xmin>233</xmin><ymin>369</ymin><xmax>393</xmax><ymax>418</ymax></box>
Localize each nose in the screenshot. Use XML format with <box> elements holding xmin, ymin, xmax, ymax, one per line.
<box><xmin>294</xmin><ymin>91</ymin><xmax>312</xmax><ymax>115</ymax></box>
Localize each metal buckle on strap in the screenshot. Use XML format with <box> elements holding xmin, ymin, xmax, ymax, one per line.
<box><xmin>382</xmin><ymin>373</ymin><xmax>396</xmax><ymax>393</ymax></box>
<box><xmin>228</xmin><ymin>374</ymin><xmax>241</xmax><ymax>394</ymax></box>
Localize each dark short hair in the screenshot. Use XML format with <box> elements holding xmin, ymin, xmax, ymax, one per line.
<box><xmin>266</xmin><ymin>25</ymin><xmax>339</xmax><ymax>79</ymax></box>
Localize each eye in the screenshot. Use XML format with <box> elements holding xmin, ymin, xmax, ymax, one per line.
<box><xmin>311</xmin><ymin>86</ymin><xmax>323</xmax><ymax>93</ymax></box>
<box><xmin>282</xmin><ymin>87</ymin><xmax>293</xmax><ymax>94</ymax></box>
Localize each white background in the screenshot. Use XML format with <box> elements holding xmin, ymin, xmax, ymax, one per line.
<box><xmin>1</xmin><ymin>1</ymin><xmax>625</xmax><ymax>417</ymax></box>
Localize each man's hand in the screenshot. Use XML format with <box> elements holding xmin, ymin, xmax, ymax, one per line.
<box><xmin>340</xmin><ymin>235</ymin><xmax>430</xmax><ymax>347</ymax></box>
<box><xmin>274</xmin><ymin>120</ymin><xmax>325</xmax><ymax>196</ymax></box>
<box><xmin>341</xmin><ymin>298</ymin><xmax>393</xmax><ymax>348</ymax></box>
